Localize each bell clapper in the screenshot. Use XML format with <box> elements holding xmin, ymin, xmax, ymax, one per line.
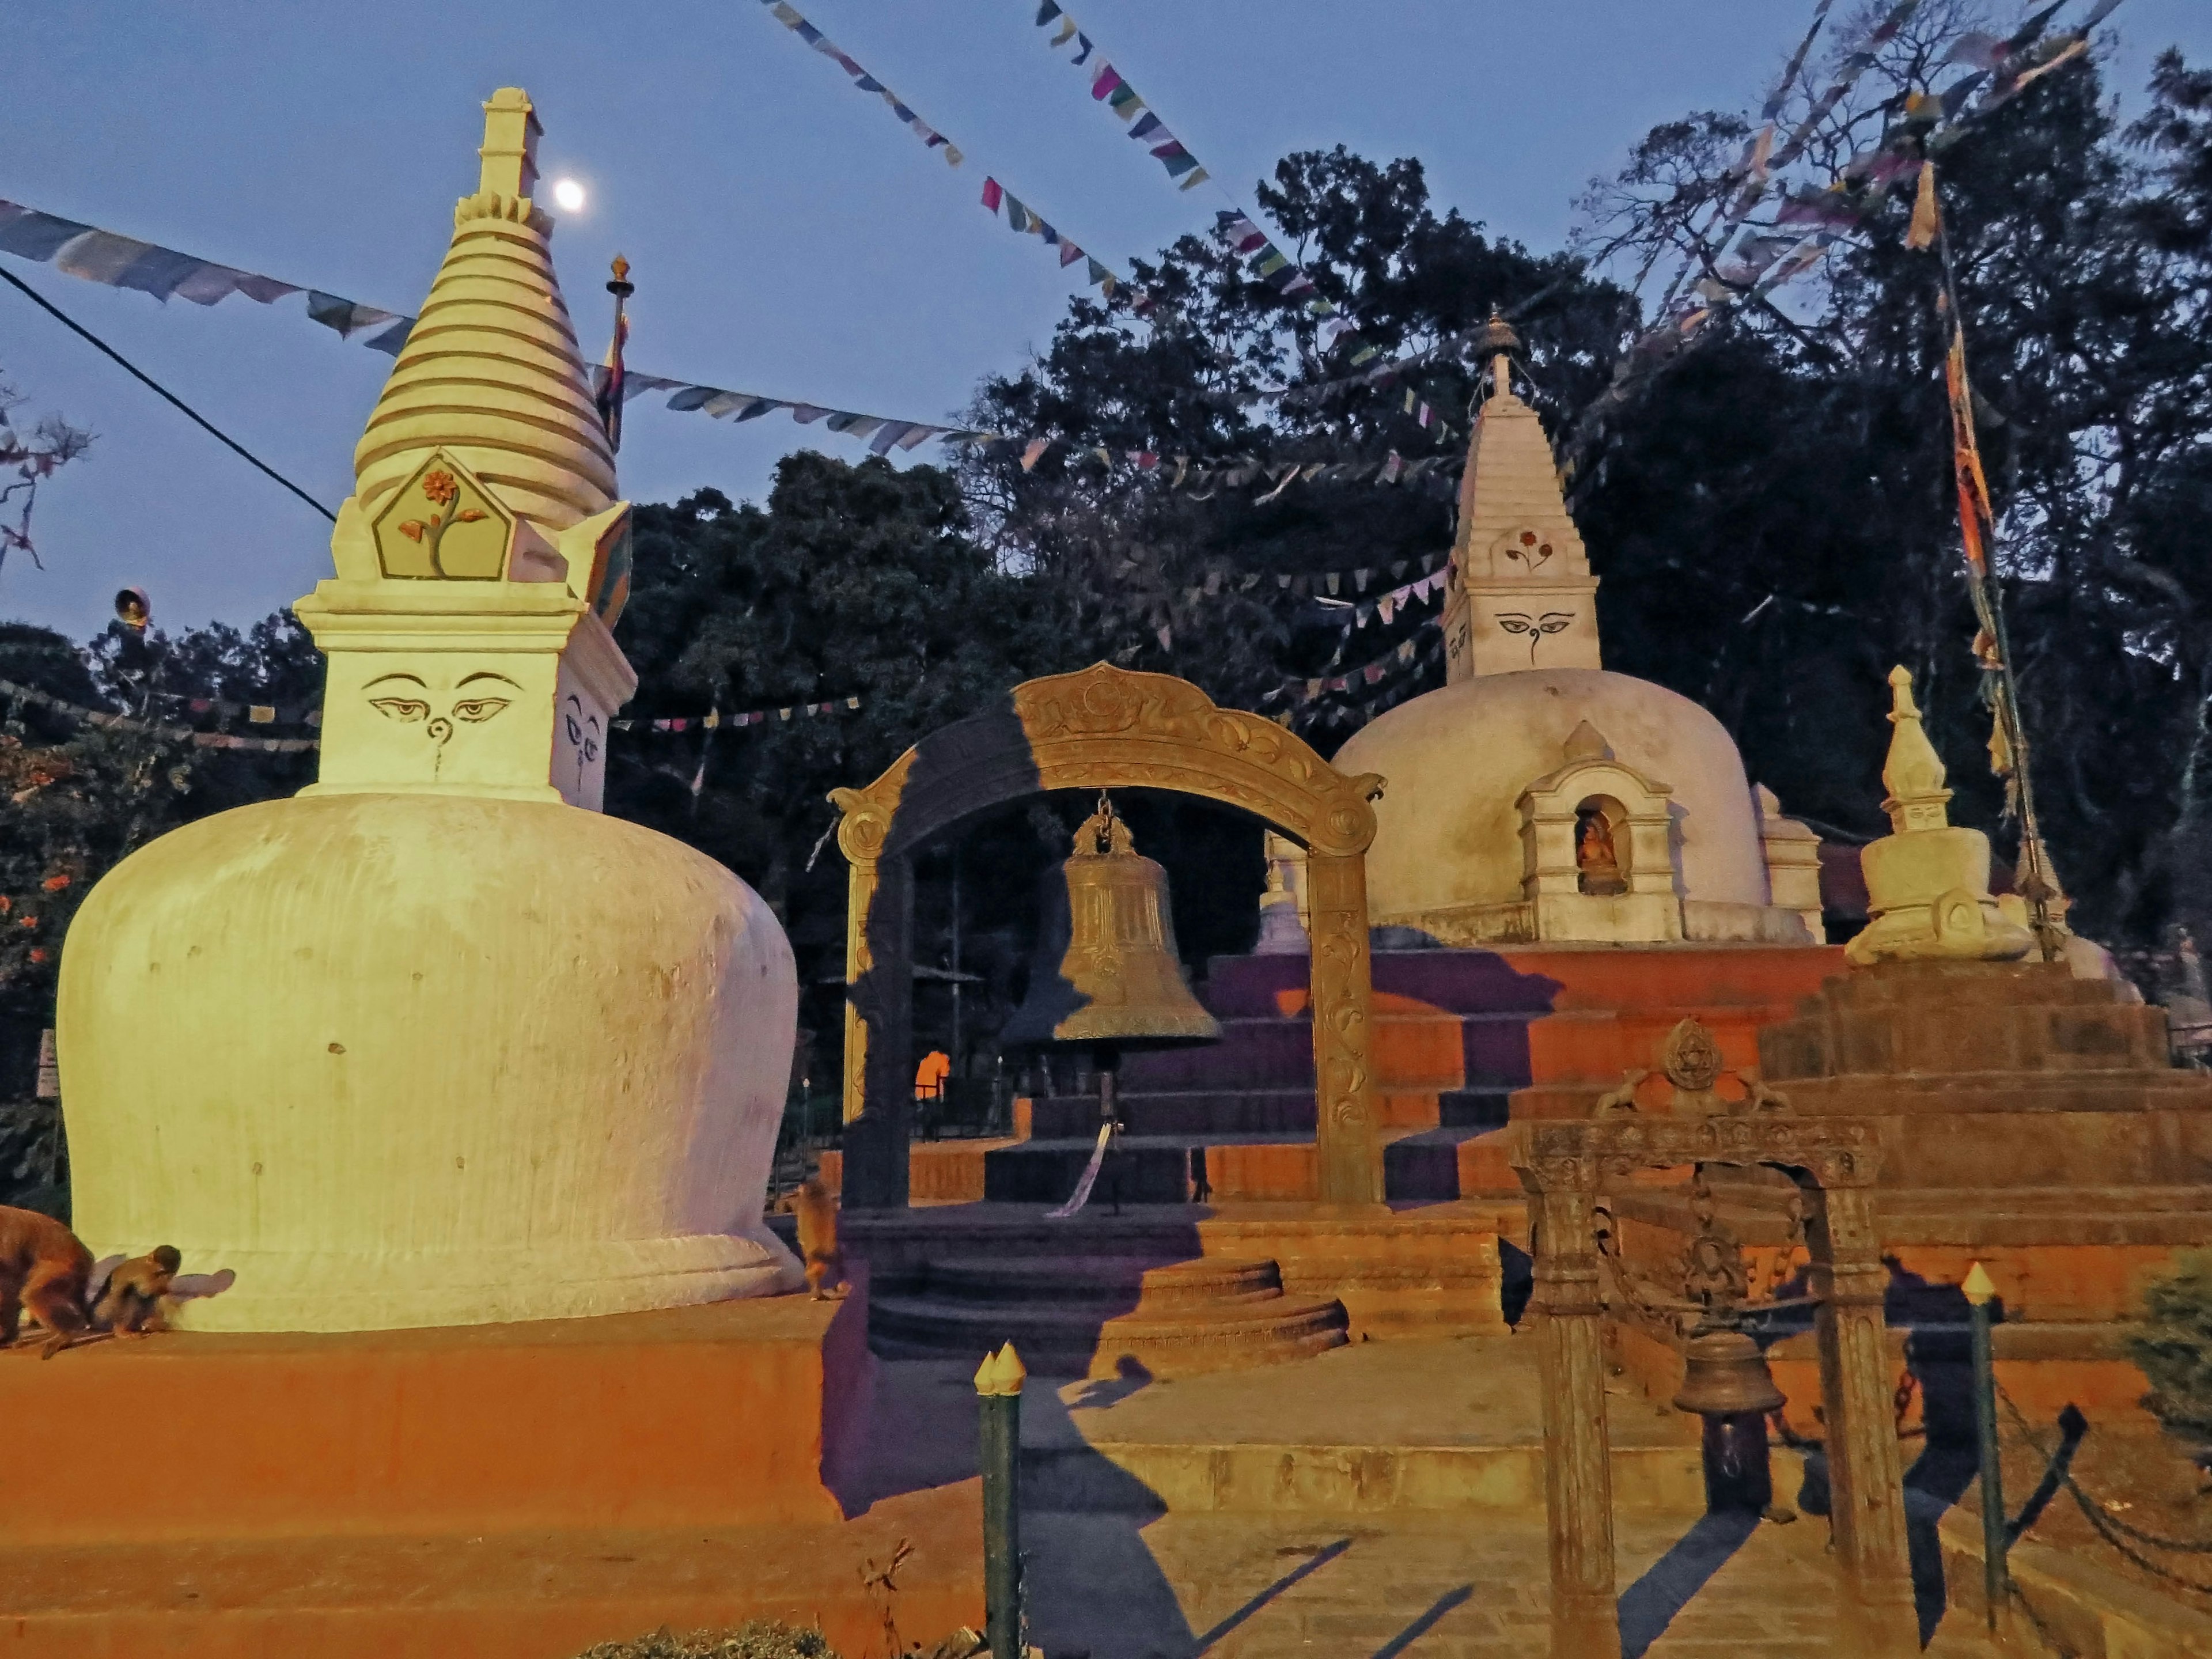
<box><xmin>1096</xmin><ymin>1042</ymin><xmax>1124</xmax><ymax>1215</ymax></box>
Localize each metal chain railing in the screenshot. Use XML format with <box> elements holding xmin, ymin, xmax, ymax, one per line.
<box><xmin>1997</xmin><ymin>1382</ymin><xmax>2212</xmax><ymax>1594</ymax></box>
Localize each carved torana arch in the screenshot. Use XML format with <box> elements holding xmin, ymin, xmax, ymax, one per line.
<box><xmin>1512</xmin><ymin>1112</ymin><xmax>1917</xmax><ymax>1659</ymax></box>
<box><xmin>828</xmin><ymin>664</ymin><xmax>1387</xmax><ymax>1210</ymax></box>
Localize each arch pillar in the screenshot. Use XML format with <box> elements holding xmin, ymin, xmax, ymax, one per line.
<box><xmin>1306</xmin><ymin>850</ymin><xmax>1383</xmax><ymax>1206</ymax></box>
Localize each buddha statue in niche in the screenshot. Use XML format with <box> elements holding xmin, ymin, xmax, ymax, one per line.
<box><xmin>1576</xmin><ymin>800</ymin><xmax>1628</xmax><ymax>896</ymax></box>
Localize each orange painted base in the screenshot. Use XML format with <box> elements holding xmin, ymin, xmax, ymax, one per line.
<box><xmin>0</xmin><ymin>1484</ymin><xmax>980</xmax><ymax>1659</ymax></box>
<box><xmin>0</xmin><ymin>1267</ymin><xmax>985</xmax><ymax>1656</ymax></box>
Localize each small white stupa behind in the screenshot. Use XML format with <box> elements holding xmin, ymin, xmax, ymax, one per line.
<box><xmin>54</xmin><ymin>89</ymin><xmax>804</xmax><ymax>1330</ymax></box>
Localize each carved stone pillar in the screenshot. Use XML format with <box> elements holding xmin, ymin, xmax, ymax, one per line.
<box><xmin>1527</xmin><ymin>1172</ymin><xmax>1620</xmax><ymax>1659</ymax></box>
<box><xmin>836</xmin><ymin>839</ymin><xmax>911</xmax><ymax>1211</ymax></box>
<box><xmin>1304</xmin><ymin>850</ymin><xmax>1383</xmax><ymax>1206</ymax></box>
<box><xmin>1804</xmin><ymin>1175</ymin><xmax>1918</xmax><ymax>1657</ymax></box>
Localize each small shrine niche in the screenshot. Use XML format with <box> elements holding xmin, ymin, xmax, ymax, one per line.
<box><xmin>1573</xmin><ymin>796</ymin><xmax>1629</xmax><ymax>896</ymax></box>
<box><xmin>1516</xmin><ymin>722</ymin><xmax>1683</xmax><ymax>942</ymax></box>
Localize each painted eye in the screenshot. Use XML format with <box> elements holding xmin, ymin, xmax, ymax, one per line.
<box><xmin>565</xmin><ymin>714</ymin><xmax>582</xmax><ymax>744</ymax></box>
<box><xmin>1495</xmin><ymin>616</ymin><xmax>1532</xmax><ymax>635</ymax></box>
<box><xmin>451</xmin><ymin>698</ymin><xmax>510</xmax><ymax>724</ymax></box>
<box><xmin>584</xmin><ymin>738</ymin><xmax>600</xmax><ymax>762</ymax></box>
<box><xmin>369</xmin><ymin>698</ymin><xmax>430</xmax><ymax>722</ymax></box>
<box><xmin>1538</xmin><ymin>613</ymin><xmax>1574</xmax><ymax>635</ymax></box>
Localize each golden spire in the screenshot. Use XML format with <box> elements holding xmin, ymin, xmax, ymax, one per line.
<box><xmin>352</xmin><ymin>88</ymin><xmax>617</xmax><ymax>537</ymax></box>
<box><xmin>1442</xmin><ymin>307</ymin><xmax>1599</xmax><ymax>680</ymax></box>
<box><xmin>1877</xmin><ymin>666</ymin><xmax>1953</xmax><ymax>835</ymax></box>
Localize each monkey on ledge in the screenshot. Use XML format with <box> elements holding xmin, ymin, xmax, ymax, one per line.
<box><xmin>1</xmin><ymin>1206</ymin><xmax>190</xmax><ymax>1357</ymax></box>
<box><xmin>0</xmin><ymin>1203</ymin><xmax>93</xmax><ymax>1358</ymax></box>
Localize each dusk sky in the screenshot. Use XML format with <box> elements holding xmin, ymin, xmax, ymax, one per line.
<box><xmin>5</xmin><ymin>2</ymin><xmax>2206</xmax><ymax>642</ymax></box>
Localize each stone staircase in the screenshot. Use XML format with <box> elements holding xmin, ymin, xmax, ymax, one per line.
<box><xmin>871</xmin><ymin>1252</ymin><xmax>1348</xmax><ymax>1378</ymax></box>
<box><xmin>979</xmin><ymin>942</ymin><xmax>1843</xmax><ymax>1205</ymax></box>
<box><xmin>832</xmin><ymin>944</ymin><xmax>1842</xmax><ymax>1372</ymax></box>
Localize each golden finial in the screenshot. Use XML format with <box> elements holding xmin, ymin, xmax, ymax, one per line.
<box><xmin>608</xmin><ymin>255</ymin><xmax>634</xmax><ymax>299</ymax></box>
<box><xmin>1878</xmin><ymin>666</ymin><xmax>1952</xmax><ymax>835</ymax></box>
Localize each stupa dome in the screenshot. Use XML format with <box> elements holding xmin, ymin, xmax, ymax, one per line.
<box><xmin>56</xmin><ymin>88</ymin><xmax>801</xmax><ymax>1331</ymax></box>
<box><xmin>1335</xmin><ymin>668</ymin><xmax>1791</xmax><ymax>942</ymax></box>
<box><xmin>1309</xmin><ymin>336</ymin><xmax>1820</xmax><ymax>947</ymax></box>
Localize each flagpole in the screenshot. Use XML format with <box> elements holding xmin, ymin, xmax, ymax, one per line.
<box><xmin>1923</xmin><ymin>164</ymin><xmax>2065</xmax><ymax>960</ymax></box>
<box><xmin>600</xmin><ymin>255</ymin><xmax>633</xmax><ymax>454</ymax></box>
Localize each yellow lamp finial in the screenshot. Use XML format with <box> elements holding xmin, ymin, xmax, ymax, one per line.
<box><xmin>1962</xmin><ymin>1262</ymin><xmax>1997</xmax><ymax>1306</ymax></box>
<box><xmin>1879</xmin><ymin>665</ymin><xmax>1952</xmax><ymax>835</ymax></box>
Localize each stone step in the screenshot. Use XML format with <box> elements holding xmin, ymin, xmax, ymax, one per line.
<box><xmin>869</xmin><ymin>1290</ymin><xmax>1350</xmax><ymax>1379</ymax></box>
<box><xmin>921</xmin><ymin>1253</ymin><xmax>1284</xmax><ymax>1309</ymax></box>
<box><xmin>1026</xmin><ymin>1086</ymin><xmax>1458</xmax><ymax>1139</ymax></box>
<box><xmin>1021</xmin><ymin>1434</ymin><xmax>1705</xmax><ymax>1514</ymax></box>
<box><xmin>1027</xmin><ymin>1089</ymin><xmax>1318</xmax><ymax>1138</ymax></box>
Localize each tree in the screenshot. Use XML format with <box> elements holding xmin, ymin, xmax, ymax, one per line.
<box><xmin>0</xmin><ymin>370</ymin><xmax>92</xmax><ymax>578</ymax></box>
<box><xmin>961</xmin><ymin>147</ymin><xmax>1634</xmax><ymax>726</ymax></box>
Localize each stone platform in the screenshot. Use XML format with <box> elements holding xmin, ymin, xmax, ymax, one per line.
<box><xmin>860</xmin><ymin>1340</ymin><xmax>2006</xmax><ymax>1657</ymax></box>
<box><xmin>1607</xmin><ymin>959</ymin><xmax>2212</xmax><ymax>1434</ymax></box>
<box><xmin>0</xmin><ymin>1268</ymin><xmax>984</xmax><ymax>1655</ymax></box>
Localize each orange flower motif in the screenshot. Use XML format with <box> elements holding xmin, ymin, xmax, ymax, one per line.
<box><xmin>28</xmin><ymin>948</ymin><xmax>46</xmax><ymax>965</ymax></box>
<box><xmin>397</xmin><ymin>521</ymin><xmax>427</xmax><ymax>543</ymax></box>
<box><xmin>41</xmin><ymin>873</ymin><xmax>69</xmax><ymax>891</ymax></box>
<box><xmin>18</xmin><ymin>915</ymin><xmax>37</xmax><ymax>929</ymax></box>
<box><xmin>0</xmin><ymin>895</ymin><xmax>11</xmax><ymax>914</ymax></box>
<box><xmin>421</xmin><ymin>469</ymin><xmax>459</xmax><ymax>507</ymax></box>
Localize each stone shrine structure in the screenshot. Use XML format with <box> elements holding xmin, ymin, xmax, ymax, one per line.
<box><xmin>1604</xmin><ymin>669</ymin><xmax>2212</xmax><ymax>1430</ymax></box>
<box><xmin>55</xmin><ymin>86</ymin><xmax>801</xmax><ymax>1330</ymax></box>
<box><xmin>1330</xmin><ymin>325</ymin><xmax>1825</xmax><ymax>948</ymax></box>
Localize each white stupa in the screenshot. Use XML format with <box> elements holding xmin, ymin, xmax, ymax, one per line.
<box><xmin>1328</xmin><ymin>323</ymin><xmax>1823</xmax><ymax>948</ymax></box>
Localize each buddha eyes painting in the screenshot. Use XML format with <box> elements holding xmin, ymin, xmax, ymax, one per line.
<box><xmin>1495</xmin><ymin>611</ymin><xmax>1574</xmax><ymax>664</ymax></box>
<box><xmin>363</xmin><ymin>669</ymin><xmax>519</xmax><ymax>779</ymax></box>
<box><xmin>560</xmin><ymin>692</ymin><xmax>602</xmax><ymax>801</ymax></box>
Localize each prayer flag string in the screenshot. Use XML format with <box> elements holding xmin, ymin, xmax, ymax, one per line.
<box><xmin>1025</xmin><ymin>3</ymin><xmax>1374</xmax><ymax>362</ymax></box>
<box><xmin>613</xmin><ymin>694</ymin><xmax>862</xmax><ymax>733</ymax></box>
<box><xmin>0</xmin><ymin>198</ymin><xmax>411</xmax><ymax>354</ymax></box>
<box><xmin>754</xmin><ymin>0</ymin><xmax>1141</xmax><ymax>308</ymax></box>
<box><xmin>0</xmin><ymin>677</ymin><xmax>320</xmax><ymax>751</ymax></box>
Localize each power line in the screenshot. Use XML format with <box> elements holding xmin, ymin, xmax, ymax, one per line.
<box><xmin>1</xmin><ymin>264</ymin><xmax>336</xmax><ymax>522</ymax></box>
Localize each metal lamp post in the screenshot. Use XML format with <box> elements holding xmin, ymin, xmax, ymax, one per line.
<box><xmin>1963</xmin><ymin>1261</ymin><xmax>2007</xmax><ymax>1630</ymax></box>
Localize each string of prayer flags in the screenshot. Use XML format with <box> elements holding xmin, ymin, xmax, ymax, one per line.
<box><xmin>1022</xmin><ymin>5</ymin><xmax>1371</xmax><ymax>361</ymax></box>
<box><xmin>753</xmin><ymin>0</ymin><xmax>1146</xmax><ymax>308</ymax></box>
<box><xmin>1209</xmin><ymin>209</ymin><xmax>1370</xmax><ymax>360</ymax></box>
<box><xmin>979</xmin><ymin>178</ymin><xmax>1134</xmax><ymax>303</ymax></box>
<box><xmin>613</xmin><ymin>695</ymin><xmax>862</xmax><ymax>734</ymax></box>
<box><xmin>0</xmin><ymin>677</ymin><xmax>320</xmax><ymax>751</ymax></box>
<box><xmin>1257</xmin><ymin>618</ymin><xmax>1445</xmax><ymax>710</ymax></box>
<box><xmin>0</xmin><ymin>199</ymin><xmax>412</xmax><ymax>354</ymax></box>
<box><xmin>1033</xmin><ymin>4</ymin><xmax>1209</xmax><ymax>192</ymax></box>
<box><xmin>756</xmin><ymin>0</ymin><xmax>961</xmax><ymax>165</ymax></box>
<box><xmin>619</xmin><ymin>372</ymin><xmax>993</xmax><ymax>453</ymax></box>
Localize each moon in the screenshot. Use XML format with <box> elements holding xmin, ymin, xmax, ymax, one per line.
<box><xmin>552</xmin><ymin>178</ymin><xmax>587</xmax><ymax>213</ymax></box>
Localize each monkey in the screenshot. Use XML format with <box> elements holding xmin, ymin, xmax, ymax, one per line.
<box><xmin>0</xmin><ymin>1203</ymin><xmax>93</xmax><ymax>1359</ymax></box>
<box><xmin>790</xmin><ymin>1176</ymin><xmax>846</xmax><ymax>1301</ymax></box>
<box><xmin>92</xmin><ymin>1245</ymin><xmax>183</xmax><ymax>1338</ymax></box>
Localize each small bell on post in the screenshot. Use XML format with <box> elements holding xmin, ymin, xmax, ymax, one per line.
<box><xmin>1002</xmin><ymin>793</ymin><xmax>1219</xmax><ymax>1211</ymax></box>
<box><xmin>1674</xmin><ymin>1328</ymin><xmax>1790</xmax><ymax>1519</ymax></box>
<box><xmin>1671</xmin><ymin>1171</ymin><xmax>1793</xmax><ymax>1521</ymax></box>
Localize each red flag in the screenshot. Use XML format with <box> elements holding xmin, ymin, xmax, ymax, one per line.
<box><xmin>1945</xmin><ymin>321</ymin><xmax>1995</xmax><ymax>574</ymax></box>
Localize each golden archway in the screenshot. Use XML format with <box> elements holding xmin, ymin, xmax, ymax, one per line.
<box><xmin>828</xmin><ymin>662</ymin><xmax>1386</xmax><ymax>1209</ymax></box>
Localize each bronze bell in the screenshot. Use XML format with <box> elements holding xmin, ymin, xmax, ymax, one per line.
<box><xmin>1001</xmin><ymin>793</ymin><xmax>1221</xmax><ymax>1048</ymax></box>
<box><xmin>1673</xmin><ymin>1329</ymin><xmax>1786</xmax><ymax>1419</ymax></box>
